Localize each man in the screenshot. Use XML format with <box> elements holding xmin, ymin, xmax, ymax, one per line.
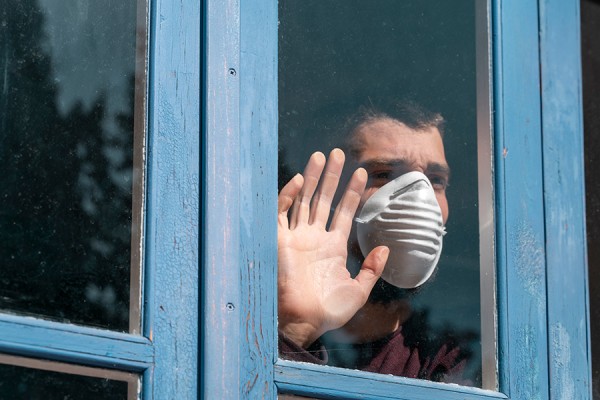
<box><xmin>277</xmin><ymin>101</ymin><xmax>467</xmax><ymax>383</ymax></box>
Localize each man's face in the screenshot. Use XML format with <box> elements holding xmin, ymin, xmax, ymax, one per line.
<box><xmin>352</xmin><ymin>118</ymin><xmax>450</xmax><ymax>224</ymax></box>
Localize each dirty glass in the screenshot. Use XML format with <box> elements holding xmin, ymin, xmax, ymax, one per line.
<box><xmin>278</xmin><ymin>395</ymin><xmax>317</xmax><ymax>400</ymax></box>
<box><xmin>278</xmin><ymin>0</ymin><xmax>495</xmax><ymax>389</ymax></box>
<box><xmin>0</xmin><ymin>0</ymin><xmax>147</xmax><ymax>332</ymax></box>
<box><xmin>582</xmin><ymin>0</ymin><xmax>600</xmax><ymax>398</ymax></box>
<box><xmin>0</xmin><ymin>354</ymin><xmax>138</xmax><ymax>399</ymax></box>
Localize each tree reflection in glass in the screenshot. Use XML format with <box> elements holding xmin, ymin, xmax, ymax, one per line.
<box><xmin>0</xmin><ymin>0</ymin><xmax>145</xmax><ymax>332</ymax></box>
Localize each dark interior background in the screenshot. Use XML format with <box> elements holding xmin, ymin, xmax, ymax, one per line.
<box><xmin>278</xmin><ymin>0</ymin><xmax>483</xmax><ymax>384</ymax></box>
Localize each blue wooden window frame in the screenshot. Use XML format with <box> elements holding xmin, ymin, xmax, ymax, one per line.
<box><xmin>0</xmin><ymin>0</ymin><xmax>591</xmax><ymax>398</ymax></box>
<box><xmin>0</xmin><ymin>0</ymin><xmax>200</xmax><ymax>398</ymax></box>
<box><xmin>202</xmin><ymin>0</ymin><xmax>592</xmax><ymax>399</ymax></box>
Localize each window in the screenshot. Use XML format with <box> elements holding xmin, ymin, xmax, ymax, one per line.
<box><xmin>0</xmin><ymin>0</ymin><xmax>591</xmax><ymax>398</ymax></box>
<box><xmin>203</xmin><ymin>0</ymin><xmax>591</xmax><ymax>399</ymax></box>
<box><xmin>0</xmin><ymin>0</ymin><xmax>200</xmax><ymax>397</ymax></box>
<box><xmin>277</xmin><ymin>0</ymin><xmax>495</xmax><ymax>389</ymax></box>
<box><xmin>1</xmin><ymin>0</ymin><xmax>144</xmax><ymax>334</ymax></box>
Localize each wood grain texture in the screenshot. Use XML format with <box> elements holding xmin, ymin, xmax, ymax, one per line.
<box><xmin>239</xmin><ymin>0</ymin><xmax>278</xmax><ymax>398</ymax></box>
<box><xmin>538</xmin><ymin>0</ymin><xmax>592</xmax><ymax>398</ymax></box>
<box><xmin>275</xmin><ymin>361</ymin><xmax>508</xmax><ymax>400</ymax></box>
<box><xmin>493</xmin><ymin>0</ymin><xmax>549</xmax><ymax>398</ymax></box>
<box><xmin>0</xmin><ymin>315</ymin><xmax>152</xmax><ymax>372</ymax></box>
<box><xmin>202</xmin><ymin>0</ymin><xmax>278</xmax><ymax>397</ymax></box>
<box><xmin>144</xmin><ymin>0</ymin><xmax>201</xmax><ymax>397</ymax></box>
<box><xmin>202</xmin><ymin>0</ymin><xmax>241</xmax><ymax>398</ymax></box>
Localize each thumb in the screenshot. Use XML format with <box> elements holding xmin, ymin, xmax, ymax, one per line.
<box><xmin>355</xmin><ymin>246</ymin><xmax>389</xmax><ymax>298</ymax></box>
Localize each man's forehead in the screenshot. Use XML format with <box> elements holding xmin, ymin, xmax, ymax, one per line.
<box><xmin>354</xmin><ymin>117</ymin><xmax>442</xmax><ymax>144</ymax></box>
<box><xmin>353</xmin><ymin>123</ymin><xmax>446</xmax><ymax>165</ymax></box>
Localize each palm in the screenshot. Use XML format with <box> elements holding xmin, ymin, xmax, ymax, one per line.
<box><xmin>279</xmin><ymin>224</ymin><xmax>359</xmax><ymax>331</ymax></box>
<box><xmin>277</xmin><ymin>150</ymin><xmax>388</xmax><ymax>348</ymax></box>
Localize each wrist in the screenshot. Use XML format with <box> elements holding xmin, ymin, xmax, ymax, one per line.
<box><xmin>279</xmin><ymin>321</ymin><xmax>321</xmax><ymax>349</ymax></box>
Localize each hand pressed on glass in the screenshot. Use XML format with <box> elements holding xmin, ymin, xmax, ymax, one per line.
<box><xmin>277</xmin><ymin>103</ymin><xmax>473</xmax><ymax>385</ymax></box>
<box><xmin>277</xmin><ymin>149</ymin><xmax>389</xmax><ymax>349</ymax></box>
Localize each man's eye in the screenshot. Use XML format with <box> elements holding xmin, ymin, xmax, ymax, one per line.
<box><xmin>367</xmin><ymin>170</ymin><xmax>393</xmax><ymax>187</ymax></box>
<box><xmin>371</xmin><ymin>171</ymin><xmax>391</xmax><ymax>180</ymax></box>
<box><xmin>429</xmin><ymin>176</ymin><xmax>449</xmax><ymax>190</ymax></box>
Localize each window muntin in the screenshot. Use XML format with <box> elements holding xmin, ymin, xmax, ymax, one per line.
<box><xmin>0</xmin><ymin>0</ymin><xmax>147</xmax><ymax>333</ymax></box>
<box><xmin>278</xmin><ymin>0</ymin><xmax>495</xmax><ymax>389</ymax></box>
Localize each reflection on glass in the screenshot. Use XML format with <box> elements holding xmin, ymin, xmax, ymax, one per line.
<box><xmin>278</xmin><ymin>0</ymin><xmax>494</xmax><ymax>389</ymax></box>
<box><xmin>0</xmin><ymin>354</ymin><xmax>138</xmax><ymax>400</ymax></box>
<box><xmin>279</xmin><ymin>394</ymin><xmax>318</xmax><ymax>400</ymax></box>
<box><xmin>582</xmin><ymin>0</ymin><xmax>600</xmax><ymax>397</ymax></box>
<box><xmin>0</xmin><ymin>0</ymin><xmax>146</xmax><ymax>332</ymax></box>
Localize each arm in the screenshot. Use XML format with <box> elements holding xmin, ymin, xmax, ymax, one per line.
<box><xmin>277</xmin><ymin>148</ymin><xmax>389</xmax><ymax>348</ymax></box>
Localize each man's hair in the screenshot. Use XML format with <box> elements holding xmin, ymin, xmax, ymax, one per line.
<box><xmin>344</xmin><ymin>99</ymin><xmax>445</xmax><ymax>160</ymax></box>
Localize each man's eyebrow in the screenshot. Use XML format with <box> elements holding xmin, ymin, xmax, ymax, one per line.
<box><xmin>358</xmin><ymin>158</ymin><xmax>451</xmax><ymax>176</ymax></box>
<box><xmin>427</xmin><ymin>162</ymin><xmax>451</xmax><ymax>177</ymax></box>
<box><xmin>358</xmin><ymin>158</ymin><xmax>410</xmax><ymax>170</ymax></box>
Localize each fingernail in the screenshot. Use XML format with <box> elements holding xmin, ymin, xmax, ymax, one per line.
<box><xmin>378</xmin><ymin>247</ymin><xmax>390</xmax><ymax>262</ymax></box>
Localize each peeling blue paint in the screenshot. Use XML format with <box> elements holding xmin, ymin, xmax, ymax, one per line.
<box><xmin>552</xmin><ymin>323</ymin><xmax>575</xmax><ymax>399</ymax></box>
<box><xmin>513</xmin><ymin>224</ymin><xmax>545</xmax><ymax>303</ymax></box>
<box><xmin>540</xmin><ymin>0</ymin><xmax>592</xmax><ymax>398</ymax></box>
<box><xmin>144</xmin><ymin>0</ymin><xmax>200</xmax><ymax>398</ymax></box>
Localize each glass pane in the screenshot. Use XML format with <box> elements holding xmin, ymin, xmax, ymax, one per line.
<box><xmin>0</xmin><ymin>354</ymin><xmax>138</xmax><ymax>400</ymax></box>
<box><xmin>277</xmin><ymin>0</ymin><xmax>495</xmax><ymax>389</ymax></box>
<box><xmin>279</xmin><ymin>394</ymin><xmax>318</xmax><ymax>400</ymax></box>
<box><xmin>582</xmin><ymin>0</ymin><xmax>600</xmax><ymax>397</ymax></box>
<box><xmin>0</xmin><ymin>0</ymin><xmax>146</xmax><ymax>332</ymax></box>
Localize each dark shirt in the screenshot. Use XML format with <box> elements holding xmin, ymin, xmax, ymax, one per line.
<box><xmin>279</xmin><ymin>326</ymin><xmax>468</xmax><ymax>384</ymax></box>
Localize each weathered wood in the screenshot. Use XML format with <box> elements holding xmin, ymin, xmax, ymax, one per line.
<box><xmin>539</xmin><ymin>0</ymin><xmax>592</xmax><ymax>398</ymax></box>
<box><xmin>202</xmin><ymin>0</ymin><xmax>241</xmax><ymax>398</ymax></box>
<box><xmin>145</xmin><ymin>0</ymin><xmax>201</xmax><ymax>397</ymax></box>
<box><xmin>493</xmin><ymin>0</ymin><xmax>549</xmax><ymax>398</ymax></box>
<box><xmin>239</xmin><ymin>0</ymin><xmax>278</xmax><ymax>398</ymax></box>
<box><xmin>275</xmin><ymin>360</ymin><xmax>508</xmax><ymax>400</ymax></box>
<box><xmin>0</xmin><ymin>315</ymin><xmax>153</xmax><ymax>371</ymax></box>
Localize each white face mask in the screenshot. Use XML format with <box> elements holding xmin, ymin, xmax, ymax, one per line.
<box><xmin>355</xmin><ymin>171</ymin><xmax>445</xmax><ymax>289</ymax></box>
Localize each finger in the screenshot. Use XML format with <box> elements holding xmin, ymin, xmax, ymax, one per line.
<box><xmin>354</xmin><ymin>246</ymin><xmax>389</xmax><ymax>299</ymax></box>
<box><xmin>278</xmin><ymin>174</ymin><xmax>304</xmax><ymax>229</ymax></box>
<box><xmin>309</xmin><ymin>148</ymin><xmax>345</xmax><ymax>226</ymax></box>
<box><xmin>289</xmin><ymin>152</ymin><xmax>326</xmax><ymax>229</ymax></box>
<box><xmin>329</xmin><ymin>167</ymin><xmax>367</xmax><ymax>233</ymax></box>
